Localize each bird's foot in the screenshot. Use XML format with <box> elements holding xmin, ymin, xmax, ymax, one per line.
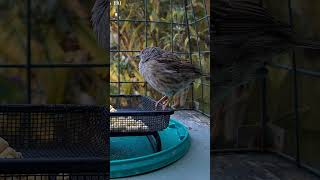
<box><xmin>162</xmin><ymin>98</ymin><xmax>170</xmax><ymax>110</ymax></box>
<box><xmin>155</xmin><ymin>96</ymin><xmax>168</xmax><ymax>110</ymax></box>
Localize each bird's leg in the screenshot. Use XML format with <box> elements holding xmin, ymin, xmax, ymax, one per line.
<box><xmin>155</xmin><ymin>96</ymin><xmax>168</xmax><ymax>109</ymax></box>
<box><xmin>162</xmin><ymin>96</ymin><xmax>173</xmax><ymax>110</ymax></box>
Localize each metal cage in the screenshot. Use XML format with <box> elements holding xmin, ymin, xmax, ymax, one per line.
<box><xmin>109</xmin><ymin>0</ymin><xmax>211</xmax><ymax>116</ymax></box>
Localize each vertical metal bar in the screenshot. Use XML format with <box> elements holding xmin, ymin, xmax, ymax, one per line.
<box><xmin>144</xmin><ymin>0</ymin><xmax>148</xmax><ymax>96</ymax></box>
<box><xmin>27</xmin><ymin>0</ymin><xmax>32</xmax><ymax>104</ymax></box>
<box><xmin>116</xmin><ymin>3</ymin><xmax>121</xmax><ymax>94</ymax></box>
<box><xmin>257</xmin><ymin>0</ymin><xmax>267</xmax><ymax>152</ymax></box>
<box><xmin>170</xmin><ymin>0</ymin><xmax>174</xmax><ymax>52</ymax></box>
<box><xmin>183</xmin><ymin>0</ymin><xmax>195</xmax><ymax>109</ymax></box>
<box><xmin>292</xmin><ymin>50</ymin><xmax>300</xmax><ymax>166</ymax></box>
<box><xmin>260</xmin><ymin>64</ymin><xmax>268</xmax><ymax>151</ymax></box>
<box><xmin>288</xmin><ymin>0</ymin><xmax>301</xmax><ymax>167</ymax></box>
<box><xmin>190</xmin><ymin>0</ymin><xmax>204</xmax><ymax>110</ymax></box>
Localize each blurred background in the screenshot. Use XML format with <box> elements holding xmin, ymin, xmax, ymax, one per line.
<box><xmin>0</xmin><ymin>0</ymin><xmax>108</xmax><ymax>105</ymax></box>
<box><xmin>214</xmin><ymin>0</ymin><xmax>320</xmax><ymax>173</ymax></box>
<box><xmin>109</xmin><ymin>0</ymin><xmax>210</xmax><ymax>115</ymax></box>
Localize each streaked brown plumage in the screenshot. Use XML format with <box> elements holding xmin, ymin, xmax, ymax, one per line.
<box><xmin>137</xmin><ymin>47</ymin><xmax>201</xmax><ymax>109</ymax></box>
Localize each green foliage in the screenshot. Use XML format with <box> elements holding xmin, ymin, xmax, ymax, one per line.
<box><xmin>0</xmin><ymin>0</ymin><xmax>107</xmax><ymax>104</ymax></box>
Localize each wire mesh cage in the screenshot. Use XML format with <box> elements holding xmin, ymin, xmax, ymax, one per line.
<box><xmin>110</xmin><ymin>0</ymin><xmax>210</xmax><ymax>116</ymax></box>
<box><xmin>109</xmin><ymin>95</ymin><xmax>174</xmax><ymax>134</ymax></box>
<box><xmin>0</xmin><ymin>105</ymin><xmax>108</xmax><ymax>174</ymax></box>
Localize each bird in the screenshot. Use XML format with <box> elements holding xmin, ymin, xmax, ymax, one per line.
<box><xmin>136</xmin><ymin>47</ymin><xmax>202</xmax><ymax>110</ymax></box>
<box><xmin>90</xmin><ymin>2</ymin><xmax>203</xmax><ymax>110</ymax></box>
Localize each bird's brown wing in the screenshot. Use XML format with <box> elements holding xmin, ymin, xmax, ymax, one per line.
<box><xmin>155</xmin><ymin>58</ymin><xmax>202</xmax><ymax>79</ymax></box>
<box><xmin>91</xmin><ymin>0</ymin><xmax>108</xmax><ymax>50</ymax></box>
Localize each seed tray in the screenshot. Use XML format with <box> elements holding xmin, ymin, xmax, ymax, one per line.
<box><xmin>109</xmin><ymin>95</ymin><xmax>174</xmax><ymax>135</ymax></box>
<box><xmin>0</xmin><ymin>104</ymin><xmax>108</xmax><ymax>173</ymax></box>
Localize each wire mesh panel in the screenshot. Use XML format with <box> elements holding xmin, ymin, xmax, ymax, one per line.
<box><xmin>0</xmin><ymin>105</ymin><xmax>108</xmax><ymax>173</ymax></box>
<box><xmin>110</xmin><ymin>95</ymin><xmax>173</xmax><ymax>134</ymax></box>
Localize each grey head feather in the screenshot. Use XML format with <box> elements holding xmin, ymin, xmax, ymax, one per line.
<box><xmin>91</xmin><ymin>0</ymin><xmax>108</xmax><ymax>50</ymax></box>
<box><xmin>138</xmin><ymin>47</ymin><xmax>165</xmax><ymax>64</ymax></box>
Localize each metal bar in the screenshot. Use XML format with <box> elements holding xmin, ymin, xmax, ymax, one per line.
<box><xmin>110</xmin><ymin>81</ymin><xmax>145</xmax><ymax>83</ymax></box>
<box><xmin>260</xmin><ymin>65</ymin><xmax>268</xmax><ymax>151</ymax></box>
<box><xmin>116</xmin><ymin>3</ymin><xmax>121</xmax><ymax>95</ymax></box>
<box><xmin>190</xmin><ymin>0</ymin><xmax>205</xmax><ymax>112</ymax></box>
<box><xmin>292</xmin><ymin>49</ymin><xmax>301</xmax><ymax>167</ymax></box>
<box><xmin>170</xmin><ymin>0</ymin><xmax>174</xmax><ymax>52</ymax></box>
<box><xmin>144</xmin><ymin>0</ymin><xmax>148</xmax><ymax>96</ymax></box>
<box><xmin>268</xmin><ymin>63</ymin><xmax>320</xmax><ymax>78</ymax></box>
<box><xmin>110</xmin><ymin>49</ymin><xmax>211</xmax><ymax>54</ymax></box>
<box><xmin>201</xmin><ymin>0</ymin><xmax>211</xmax><ymax>116</ymax></box>
<box><xmin>110</xmin><ymin>18</ymin><xmax>186</xmax><ymax>26</ymax></box>
<box><xmin>183</xmin><ymin>0</ymin><xmax>195</xmax><ymax>109</ymax></box>
<box><xmin>146</xmin><ymin>132</ymin><xmax>162</xmax><ymax>152</ymax></box>
<box><xmin>30</xmin><ymin>64</ymin><xmax>110</xmax><ymax>68</ymax></box>
<box><xmin>0</xmin><ymin>65</ymin><xmax>26</xmax><ymax>68</ymax></box>
<box><xmin>288</xmin><ymin>0</ymin><xmax>301</xmax><ymax>167</ymax></box>
<box><xmin>27</xmin><ymin>0</ymin><xmax>32</xmax><ymax>104</ymax></box>
<box><xmin>0</xmin><ymin>64</ymin><xmax>109</xmax><ymax>68</ymax></box>
<box><xmin>259</xmin><ymin>0</ymin><xmax>267</xmax><ymax>151</ymax></box>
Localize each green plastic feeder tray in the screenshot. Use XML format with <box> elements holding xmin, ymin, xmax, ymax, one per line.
<box><xmin>110</xmin><ymin>118</ymin><xmax>190</xmax><ymax>178</ymax></box>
